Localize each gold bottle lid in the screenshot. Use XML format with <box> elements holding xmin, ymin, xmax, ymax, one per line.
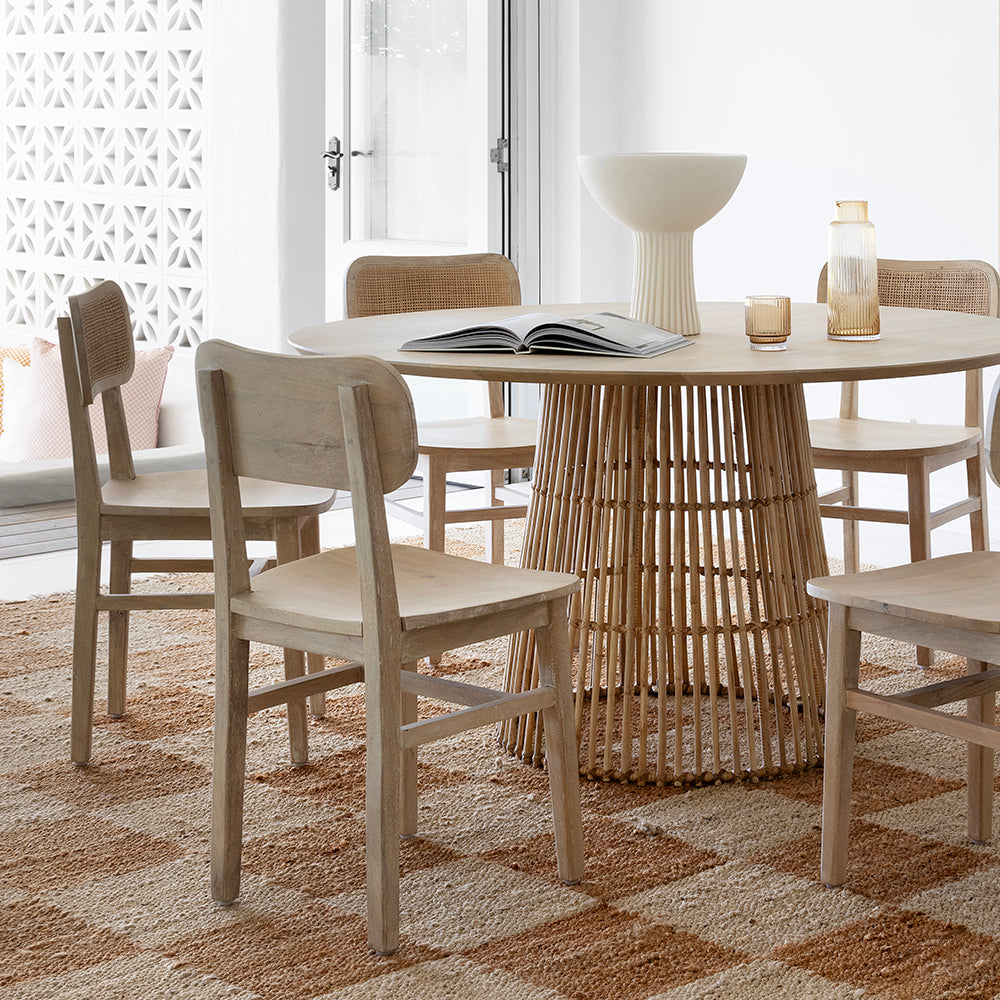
<box><xmin>835</xmin><ymin>200</ymin><xmax>869</xmax><ymax>222</ymax></box>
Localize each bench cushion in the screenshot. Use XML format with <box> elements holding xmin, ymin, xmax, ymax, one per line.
<box><xmin>0</xmin><ymin>338</ymin><xmax>173</xmax><ymax>462</ymax></box>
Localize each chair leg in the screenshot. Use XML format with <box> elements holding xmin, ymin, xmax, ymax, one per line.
<box><xmin>535</xmin><ymin>599</ymin><xmax>585</xmax><ymax>885</ymax></box>
<box><xmin>210</xmin><ymin>632</ymin><xmax>251</xmax><ymax>904</ymax></box>
<box><xmin>906</xmin><ymin>458</ymin><xmax>934</xmax><ymax>667</ymax></box>
<box><xmin>422</xmin><ymin>455</ymin><xmax>447</xmax><ymax>554</ymax></box>
<box><xmin>484</xmin><ymin>469</ymin><xmax>505</xmax><ymax>565</ymax></box>
<box><xmin>365</xmin><ymin>656</ymin><xmax>402</xmax><ymax>955</ymax></box>
<box><xmin>70</xmin><ymin>535</ymin><xmax>102</xmax><ymax>765</ymax></box>
<box><xmin>299</xmin><ymin>514</ymin><xmax>327</xmax><ymax>718</ymax></box>
<box><xmin>423</xmin><ymin>456</ymin><xmax>446</xmax><ymax>666</ymax></box>
<box><xmin>107</xmin><ymin>539</ymin><xmax>132</xmax><ymax>718</ymax></box>
<box><xmin>820</xmin><ymin>604</ymin><xmax>861</xmax><ymax>888</ymax></box>
<box><xmin>274</xmin><ymin>518</ymin><xmax>310</xmax><ymax>766</ymax></box>
<box><xmin>842</xmin><ymin>471</ymin><xmax>860</xmax><ymax>575</ymax></box>
<box><xmin>400</xmin><ymin>660</ymin><xmax>418</xmax><ymax>838</ymax></box>
<box><xmin>966</xmin><ymin>658</ymin><xmax>995</xmax><ymax>844</ymax></box>
<box><xmin>967</xmin><ymin>446</ymin><xmax>989</xmax><ymax>553</ymax></box>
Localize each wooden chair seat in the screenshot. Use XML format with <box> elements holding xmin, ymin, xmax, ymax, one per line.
<box><xmin>100</xmin><ymin>468</ymin><xmax>333</xmax><ymax>519</ymax></box>
<box><xmin>233</xmin><ymin>543</ymin><xmax>578</xmax><ymax>640</ymax></box>
<box><xmin>809</xmin><ymin>550</ymin><xmax>1000</xmax><ymax>636</ymax></box>
<box><xmin>415</xmin><ymin>415</ymin><xmax>537</xmax><ymax>459</ymax></box>
<box><xmin>809</xmin><ymin>551</ymin><xmax>1000</xmax><ymax>889</ymax></box>
<box><xmin>809</xmin><ymin>416</ymin><xmax>981</xmax><ymax>463</ymax></box>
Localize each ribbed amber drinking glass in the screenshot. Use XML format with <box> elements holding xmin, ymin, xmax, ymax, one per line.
<box><xmin>744</xmin><ymin>295</ymin><xmax>791</xmax><ymax>351</ymax></box>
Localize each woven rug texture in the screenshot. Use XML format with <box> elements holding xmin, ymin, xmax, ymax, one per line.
<box><xmin>1</xmin><ymin>534</ymin><xmax>1000</xmax><ymax>999</ymax></box>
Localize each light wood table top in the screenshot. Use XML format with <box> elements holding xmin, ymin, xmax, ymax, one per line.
<box><xmin>290</xmin><ymin>301</ymin><xmax>1000</xmax><ymax>387</ymax></box>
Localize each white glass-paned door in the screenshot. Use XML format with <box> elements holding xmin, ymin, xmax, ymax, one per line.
<box><xmin>326</xmin><ymin>0</ymin><xmax>502</xmax><ymax>321</ymax></box>
<box><xmin>350</xmin><ymin>0</ymin><xmax>486</xmax><ymax>247</ymax></box>
<box><xmin>326</xmin><ymin>0</ymin><xmax>508</xmax><ymax>428</ymax></box>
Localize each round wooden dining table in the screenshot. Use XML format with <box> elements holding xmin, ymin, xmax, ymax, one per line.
<box><xmin>291</xmin><ymin>301</ymin><xmax>1000</xmax><ymax>786</ymax></box>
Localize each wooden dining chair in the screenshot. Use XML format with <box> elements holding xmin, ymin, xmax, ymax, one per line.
<box><xmin>810</xmin><ymin>258</ymin><xmax>999</xmax><ymax>666</ymax></box>
<box><xmin>62</xmin><ymin>280</ymin><xmax>335</xmax><ymax>767</ymax></box>
<box><xmin>195</xmin><ymin>339</ymin><xmax>583</xmax><ymax>956</ymax></box>
<box><xmin>811</xmin><ymin>551</ymin><xmax>1000</xmax><ymax>888</ymax></box>
<box><xmin>808</xmin><ymin>369</ymin><xmax>1000</xmax><ymax>885</ymax></box>
<box><xmin>345</xmin><ymin>253</ymin><xmax>537</xmax><ymax>565</ymax></box>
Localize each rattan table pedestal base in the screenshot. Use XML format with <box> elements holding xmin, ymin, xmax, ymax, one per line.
<box><xmin>500</xmin><ymin>381</ymin><xmax>828</xmax><ymax>786</ymax></box>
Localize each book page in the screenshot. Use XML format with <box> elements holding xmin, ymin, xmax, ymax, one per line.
<box><xmin>526</xmin><ymin>312</ymin><xmax>689</xmax><ymax>356</ymax></box>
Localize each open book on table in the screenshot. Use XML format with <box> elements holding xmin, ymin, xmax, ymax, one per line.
<box><xmin>399</xmin><ymin>311</ymin><xmax>691</xmax><ymax>358</ymax></box>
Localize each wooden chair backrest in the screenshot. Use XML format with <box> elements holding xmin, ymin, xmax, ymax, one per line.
<box><xmin>817</xmin><ymin>258</ymin><xmax>1000</xmax><ymax>425</ymax></box>
<box><xmin>60</xmin><ymin>280</ymin><xmax>138</xmax><ymax>497</ymax></box>
<box><xmin>67</xmin><ymin>280</ymin><xmax>136</xmax><ymax>403</ymax></box>
<box><xmin>196</xmin><ymin>340</ymin><xmax>417</xmax><ymax>493</ymax></box>
<box><xmin>984</xmin><ymin>375</ymin><xmax>1000</xmax><ymax>488</ymax></box>
<box><xmin>195</xmin><ymin>339</ymin><xmax>418</xmax><ymax>608</ymax></box>
<box><xmin>345</xmin><ymin>253</ymin><xmax>521</xmax><ymax>418</ymax></box>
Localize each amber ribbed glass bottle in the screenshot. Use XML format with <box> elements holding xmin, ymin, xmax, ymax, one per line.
<box><xmin>827</xmin><ymin>200</ymin><xmax>879</xmax><ymax>341</ymax></box>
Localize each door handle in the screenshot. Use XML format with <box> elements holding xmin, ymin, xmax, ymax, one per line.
<box><xmin>323</xmin><ymin>136</ymin><xmax>343</xmax><ymax>191</ymax></box>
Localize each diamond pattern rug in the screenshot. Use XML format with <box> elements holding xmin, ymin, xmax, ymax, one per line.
<box><xmin>1</xmin><ymin>548</ymin><xmax>999</xmax><ymax>999</ymax></box>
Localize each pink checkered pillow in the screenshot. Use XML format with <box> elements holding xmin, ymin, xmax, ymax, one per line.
<box><xmin>0</xmin><ymin>337</ymin><xmax>173</xmax><ymax>462</ymax></box>
<box><xmin>0</xmin><ymin>343</ymin><xmax>31</xmax><ymax>435</ymax></box>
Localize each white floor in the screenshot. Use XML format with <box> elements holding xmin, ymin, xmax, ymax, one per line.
<box><xmin>0</xmin><ymin>506</ymin><xmax>355</xmax><ymax>602</ymax></box>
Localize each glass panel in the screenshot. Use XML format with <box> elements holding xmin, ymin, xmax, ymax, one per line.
<box><xmin>350</xmin><ymin>0</ymin><xmax>473</xmax><ymax>244</ymax></box>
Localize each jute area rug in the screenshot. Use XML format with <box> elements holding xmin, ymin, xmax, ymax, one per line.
<box><xmin>1</xmin><ymin>530</ymin><xmax>999</xmax><ymax>999</ymax></box>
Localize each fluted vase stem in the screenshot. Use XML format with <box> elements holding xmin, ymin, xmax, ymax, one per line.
<box><xmin>630</xmin><ymin>230</ymin><xmax>700</xmax><ymax>336</ymax></box>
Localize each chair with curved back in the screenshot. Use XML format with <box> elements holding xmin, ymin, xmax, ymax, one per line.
<box><xmin>810</xmin><ymin>258</ymin><xmax>999</xmax><ymax>666</ymax></box>
<box><xmin>195</xmin><ymin>339</ymin><xmax>583</xmax><ymax>955</ymax></box>
<box><xmin>345</xmin><ymin>253</ymin><xmax>537</xmax><ymax>565</ymax></box>
<box><xmin>62</xmin><ymin>280</ymin><xmax>335</xmax><ymax>767</ymax></box>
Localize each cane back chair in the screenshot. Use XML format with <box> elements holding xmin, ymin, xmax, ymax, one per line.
<box><xmin>810</xmin><ymin>258</ymin><xmax>999</xmax><ymax>666</ymax></box>
<box><xmin>345</xmin><ymin>253</ymin><xmax>537</xmax><ymax>565</ymax></box>
<box><xmin>62</xmin><ymin>281</ymin><xmax>334</xmax><ymax>766</ymax></box>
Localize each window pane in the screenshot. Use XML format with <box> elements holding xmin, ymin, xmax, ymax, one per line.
<box><xmin>350</xmin><ymin>0</ymin><xmax>470</xmax><ymax>244</ymax></box>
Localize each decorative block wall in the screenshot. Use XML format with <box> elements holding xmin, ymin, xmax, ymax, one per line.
<box><xmin>1</xmin><ymin>0</ymin><xmax>207</xmax><ymax>347</ymax></box>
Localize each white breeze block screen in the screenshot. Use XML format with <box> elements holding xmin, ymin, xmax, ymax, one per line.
<box><xmin>1</xmin><ymin>0</ymin><xmax>207</xmax><ymax>347</ymax></box>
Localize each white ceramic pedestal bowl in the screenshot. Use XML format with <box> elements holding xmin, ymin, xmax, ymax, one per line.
<box><xmin>578</xmin><ymin>152</ymin><xmax>747</xmax><ymax>335</ymax></box>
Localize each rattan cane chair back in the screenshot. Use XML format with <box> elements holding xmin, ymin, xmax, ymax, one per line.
<box><xmin>810</xmin><ymin>258</ymin><xmax>1000</xmax><ymax>666</ymax></box>
<box><xmin>344</xmin><ymin>253</ymin><xmax>537</xmax><ymax>571</ymax></box>
<box><xmin>347</xmin><ymin>253</ymin><xmax>521</xmax><ymax>326</ymax></box>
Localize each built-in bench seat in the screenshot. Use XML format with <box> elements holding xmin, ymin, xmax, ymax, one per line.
<box><xmin>0</xmin><ymin>348</ymin><xmax>204</xmax><ymax>559</ymax></box>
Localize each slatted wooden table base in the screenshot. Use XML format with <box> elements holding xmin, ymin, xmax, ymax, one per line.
<box><xmin>290</xmin><ymin>300</ymin><xmax>1000</xmax><ymax>786</ymax></box>
<box><xmin>499</xmin><ymin>381</ymin><xmax>828</xmax><ymax>785</ymax></box>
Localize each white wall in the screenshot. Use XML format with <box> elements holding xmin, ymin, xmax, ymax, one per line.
<box><xmin>208</xmin><ymin>1</ymin><xmax>325</xmax><ymax>352</ymax></box>
<box><xmin>615</xmin><ymin>1</ymin><xmax>999</xmax><ymax>301</ymax></box>
<box><xmin>545</xmin><ymin>0</ymin><xmax>1000</xmax><ymax>564</ymax></box>
<box><xmin>539</xmin><ymin>3</ymin><xmax>632</xmax><ymax>304</ymax></box>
